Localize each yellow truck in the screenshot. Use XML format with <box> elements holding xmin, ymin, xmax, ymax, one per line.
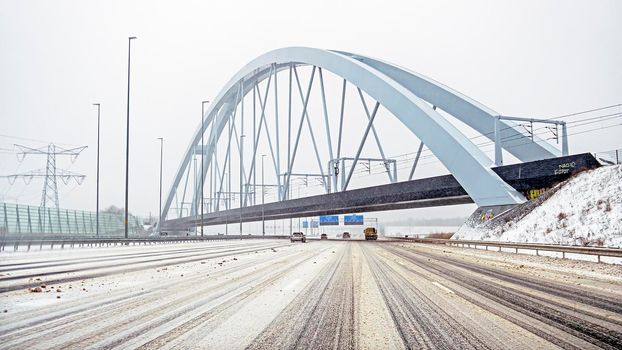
<box><xmin>364</xmin><ymin>227</ymin><xmax>378</xmax><ymax>241</ymax></box>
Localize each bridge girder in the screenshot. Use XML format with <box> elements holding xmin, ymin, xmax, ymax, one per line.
<box><xmin>160</xmin><ymin>47</ymin><xmax>562</xmax><ymax>223</ymax></box>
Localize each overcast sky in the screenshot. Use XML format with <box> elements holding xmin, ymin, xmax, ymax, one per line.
<box><xmin>1</xmin><ymin>0</ymin><xmax>621</xmax><ymax>222</ymax></box>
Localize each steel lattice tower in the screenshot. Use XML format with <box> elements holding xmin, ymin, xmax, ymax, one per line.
<box><xmin>41</xmin><ymin>144</ymin><xmax>60</xmax><ymax>208</ymax></box>
<box><xmin>2</xmin><ymin>143</ymin><xmax>87</xmax><ymax>209</ymax></box>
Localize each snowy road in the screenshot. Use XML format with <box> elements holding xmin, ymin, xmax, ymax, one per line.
<box><xmin>1</xmin><ymin>239</ymin><xmax>621</xmax><ymax>349</ymax></box>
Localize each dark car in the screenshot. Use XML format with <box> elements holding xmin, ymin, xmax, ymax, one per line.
<box><xmin>320</xmin><ymin>233</ymin><xmax>328</xmax><ymax>240</ymax></box>
<box><xmin>342</xmin><ymin>232</ymin><xmax>351</xmax><ymax>239</ymax></box>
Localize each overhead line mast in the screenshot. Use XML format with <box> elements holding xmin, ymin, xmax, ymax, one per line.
<box><xmin>1</xmin><ymin>143</ymin><xmax>87</xmax><ymax>209</ymax></box>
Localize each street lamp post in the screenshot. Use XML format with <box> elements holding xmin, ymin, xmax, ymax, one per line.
<box><xmin>261</xmin><ymin>154</ymin><xmax>266</xmax><ymax>236</ymax></box>
<box><xmin>201</xmin><ymin>100</ymin><xmax>209</xmax><ymax>236</ymax></box>
<box><xmin>124</xmin><ymin>36</ymin><xmax>137</xmax><ymax>239</ymax></box>
<box><xmin>92</xmin><ymin>103</ymin><xmax>100</xmax><ymax>237</ymax></box>
<box><xmin>224</xmin><ymin>172</ymin><xmax>228</xmax><ymax>236</ymax></box>
<box><xmin>239</xmin><ymin>134</ymin><xmax>245</xmax><ymax>236</ymax></box>
<box><xmin>157</xmin><ymin>137</ymin><xmax>163</xmax><ymax>234</ymax></box>
<box><xmin>193</xmin><ymin>157</ymin><xmax>197</xmax><ymax>235</ymax></box>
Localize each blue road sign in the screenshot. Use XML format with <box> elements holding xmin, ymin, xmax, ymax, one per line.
<box><xmin>320</xmin><ymin>215</ymin><xmax>339</xmax><ymax>226</ymax></box>
<box><xmin>344</xmin><ymin>214</ymin><xmax>364</xmax><ymax>225</ymax></box>
<box><xmin>303</xmin><ymin>220</ymin><xmax>319</xmax><ymax>228</ymax></box>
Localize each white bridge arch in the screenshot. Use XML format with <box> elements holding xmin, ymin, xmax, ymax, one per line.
<box><xmin>161</xmin><ymin>47</ymin><xmax>561</xmax><ymax>223</ymax></box>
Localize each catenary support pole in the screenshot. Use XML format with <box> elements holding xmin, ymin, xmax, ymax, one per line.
<box><xmin>201</xmin><ymin>100</ymin><xmax>209</xmax><ymax>235</ymax></box>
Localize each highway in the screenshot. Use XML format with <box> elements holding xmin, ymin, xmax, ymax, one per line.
<box><xmin>1</xmin><ymin>239</ymin><xmax>621</xmax><ymax>349</ymax></box>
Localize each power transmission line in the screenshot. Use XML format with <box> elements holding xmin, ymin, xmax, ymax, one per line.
<box><xmin>0</xmin><ymin>133</ymin><xmax>81</xmax><ymax>148</ymax></box>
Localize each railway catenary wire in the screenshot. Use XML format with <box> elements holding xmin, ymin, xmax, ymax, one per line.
<box><xmin>382</xmin><ymin>103</ymin><xmax>622</xmax><ymax>161</ymax></box>
<box><xmin>323</xmin><ymin>107</ymin><xmax>622</xmax><ymax>180</ymax></box>
<box><xmin>361</xmin><ymin>109</ymin><xmax>622</xmax><ymax>173</ymax></box>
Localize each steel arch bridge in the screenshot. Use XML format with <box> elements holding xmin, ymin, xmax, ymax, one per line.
<box><xmin>160</xmin><ymin>47</ymin><xmax>567</xmax><ymax>228</ymax></box>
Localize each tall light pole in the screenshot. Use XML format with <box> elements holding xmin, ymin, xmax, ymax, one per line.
<box><xmin>124</xmin><ymin>36</ymin><xmax>137</xmax><ymax>239</ymax></box>
<box><xmin>157</xmin><ymin>137</ymin><xmax>163</xmax><ymax>234</ymax></box>
<box><xmin>193</xmin><ymin>157</ymin><xmax>197</xmax><ymax>235</ymax></box>
<box><xmin>224</xmin><ymin>171</ymin><xmax>228</xmax><ymax>236</ymax></box>
<box><xmin>261</xmin><ymin>154</ymin><xmax>266</xmax><ymax>236</ymax></box>
<box><xmin>239</xmin><ymin>134</ymin><xmax>245</xmax><ymax>236</ymax></box>
<box><xmin>201</xmin><ymin>100</ymin><xmax>209</xmax><ymax>236</ymax></box>
<box><xmin>92</xmin><ymin>103</ymin><xmax>100</xmax><ymax>237</ymax></box>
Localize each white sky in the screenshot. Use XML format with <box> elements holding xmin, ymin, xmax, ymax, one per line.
<box><xmin>1</xmin><ymin>0</ymin><xmax>621</xmax><ymax>222</ymax></box>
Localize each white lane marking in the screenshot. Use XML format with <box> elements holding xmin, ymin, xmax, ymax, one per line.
<box><xmin>432</xmin><ymin>281</ymin><xmax>455</xmax><ymax>294</ymax></box>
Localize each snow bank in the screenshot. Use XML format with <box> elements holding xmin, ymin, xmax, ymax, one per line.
<box><xmin>454</xmin><ymin>165</ymin><xmax>622</xmax><ymax>247</ymax></box>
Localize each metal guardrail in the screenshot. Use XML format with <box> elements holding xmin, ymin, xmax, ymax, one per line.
<box><xmin>391</xmin><ymin>237</ymin><xmax>622</xmax><ymax>262</ymax></box>
<box><xmin>0</xmin><ymin>235</ymin><xmax>290</xmax><ymax>252</ymax></box>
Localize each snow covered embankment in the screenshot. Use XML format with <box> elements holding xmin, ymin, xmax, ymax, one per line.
<box><xmin>454</xmin><ymin>165</ymin><xmax>622</xmax><ymax>247</ymax></box>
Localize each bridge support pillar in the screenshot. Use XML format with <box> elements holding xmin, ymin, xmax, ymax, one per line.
<box><xmin>453</xmin><ymin>204</ymin><xmax>518</xmax><ymax>240</ymax></box>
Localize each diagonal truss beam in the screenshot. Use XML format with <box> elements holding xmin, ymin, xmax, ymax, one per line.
<box><xmin>290</xmin><ymin>66</ymin><xmax>328</xmax><ymax>194</ymax></box>
<box><xmin>357</xmin><ymin>87</ymin><xmax>393</xmax><ymax>183</ymax></box>
<box><xmin>215</xmin><ymin>89</ymin><xmax>241</xmax><ymax>211</ymax></box>
<box><xmin>243</xmin><ymin>68</ymin><xmax>274</xmax><ymax>206</ymax></box>
<box><xmin>343</xmin><ymin>102</ymin><xmax>380</xmax><ymax>191</ymax></box>
<box><xmin>318</xmin><ymin>68</ymin><xmax>334</xmax><ymax>165</ymax></box>
<box><xmin>408</xmin><ymin>141</ymin><xmax>425</xmax><ymax>181</ymax></box>
<box><xmin>255</xmin><ymin>82</ymin><xmax>283</xmax><ymax>200</ymax></box>
<box><xmin>283</xmin><ymin>66</ymin><xmax>317</xmax><ymax>199</ymax></box>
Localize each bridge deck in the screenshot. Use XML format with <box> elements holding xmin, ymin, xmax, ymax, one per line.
<box><xmin>161</xmin><ymin>153</ymin><xmax>599</xmax><ymax>230</ymax></box>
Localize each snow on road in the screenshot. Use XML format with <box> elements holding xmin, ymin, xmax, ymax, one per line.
<box><xmin>1</xmin><ymin>239</ymin><xmax>621</xmax><ymax>349</ymax></box>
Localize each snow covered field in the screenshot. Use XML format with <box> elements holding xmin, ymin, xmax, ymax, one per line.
<box><xmin>455</xmin><ymin>165</ymin><xmax>622</xmax><ymax>247</ymax></box>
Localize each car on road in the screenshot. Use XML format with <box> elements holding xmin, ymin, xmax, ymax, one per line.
<box><xmin>342</xmin><ymin>232</ymin><xmax>351</xmax><ymax>239</ymax></box>
<box><xmin>290</xmin><ymin>232</ymin><xmax>307</xmax><ymax>243</ymax></box>
<box><xmin>320</xmin><ymin>233</ymin><xmax>328</xmax><ymax>240</ymax></box>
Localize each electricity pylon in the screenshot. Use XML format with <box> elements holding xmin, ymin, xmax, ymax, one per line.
<box><xmin>3</xmin><ymin>144</ymin><xmax>87</xmax><ymax>209</ymax></box>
